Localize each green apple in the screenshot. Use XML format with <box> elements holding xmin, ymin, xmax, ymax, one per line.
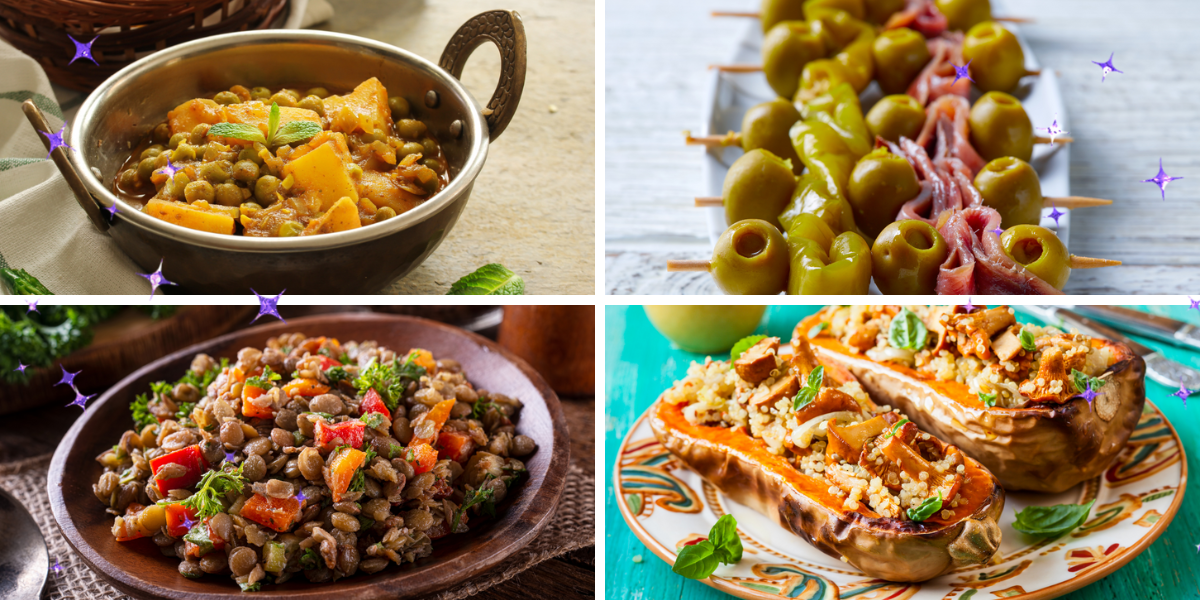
<box><xmin>644</xmin><ymin>306</ymin><xmax>767</xmax><ymax>355</ymax></box>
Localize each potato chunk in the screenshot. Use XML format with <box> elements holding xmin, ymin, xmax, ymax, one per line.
<box><xmin>304</xmin><ymin>196</ymin><xmax>361</xmax><ymax>235</ymax></box>
<box><xmin>283</xmin><ymin>143</ymin><xmax>358</xmax><ymax>212</ymax></box>
<box><xmin>167</xmin><ymin>99</ymin><xmax>223</xmax><ymax>137</ymax></box>
<box><xmin>145</xmin><ymin>198</ymin><xmax>235</xmax><ymax>235</ymax></box>
<box><xmin>323</xmin><ymin>77</ymin><xmax>392</xmax><ymax>135</ymax></box>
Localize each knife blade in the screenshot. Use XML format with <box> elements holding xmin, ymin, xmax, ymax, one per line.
<box><xmin>1070</xmin><ymin>306</ymin><xmax>1200</xmax><ymax>354</ymax></box>
<box><xmin>1026</xmin><ymin>306</ymin><xmax>1200</xmax><ymax>390</ymax></box>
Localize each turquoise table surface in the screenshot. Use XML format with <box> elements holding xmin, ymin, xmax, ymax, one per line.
<box><xmin>605</xmin><ymin>305</ymin><xmax>1200</xmax><ymax>600</ymax></box>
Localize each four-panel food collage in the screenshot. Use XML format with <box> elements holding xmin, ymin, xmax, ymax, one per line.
<box><xmin>1</xmin><ymin>0</ymin><xmax>1199</xmax><ymax>599</ymax></box>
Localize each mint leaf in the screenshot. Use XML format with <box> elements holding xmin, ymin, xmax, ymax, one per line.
<box><xmin>807</xmin><ymin>322</ymin><xmax>829</xmax><ymax>339</ymax></box>
<box><xmin>672</xmin><ymin>540</ymin><xmax>721</xmax><ymax>580</ymax></box>
<box><xmin>1013</xmin><ymin>500</ymin><xmax>1095</xmax><ymax>537</ymax></box>
<box><xmin>1018</xmin><ymin>328</ymin><xmax>1037</xmax><ymax>352</ymax></box>
<box><xmin>730</xmin><ymin>335</ymin><xmax>767</xmax><ymax>362</ymax></box>
<box><xmin>792</xmin><ymin>365</ymin><xmax>823</xmax><ymax>411</ymax></box>
<box><xmin>906</xmin><ymin>491</ymin><xmax>943</xmax><ymax>522</ymax></box>
<box><xmin>268</xmin><ymin>102</ymin><xmax>281</xmax><ymax>141</ymax></box>
<box><xmin>1070</xmin><ymin>368</ymin><xmax>1105</xmax><ymax>394</ymax></box>
<box><xmin>708</xmin><ymin>514</ymin><xmax>743</xmax><ymax>564</ymax></box>
<box><xmin>206</xmin><ymin>123</ymin><xmax>266</xmax><ymax>144</ymax></box>
<box><xmin>888</xmin><ymin>308</ymin><xmax>928</xmax><ymax>350</ymax></box>
<box><xmin>979</xmin><ymin>391</ymin><xmax>997</xmax><ymax>407</ymax></box>
<box><xmin>447</xmin><ymin>264</ymin><xmax>525</xmax><ymax>295</ymax></box>
<box><xmin>272</xmin><ymin>121</ymin><xmax>322</xmax><ymax>145</ymax></box>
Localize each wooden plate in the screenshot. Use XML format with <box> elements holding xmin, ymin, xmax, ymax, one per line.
<box><xmin>47</xmin><ymin>313</ymin><xmax>571</xmax><ymax>600</ymax></box>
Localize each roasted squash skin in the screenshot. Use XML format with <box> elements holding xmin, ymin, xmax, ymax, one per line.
<box><xmin>797</xmin><ymin>313</ymin><xmax>1147</xmax><ymax>493</ymax></box>
<box><xmin>649</xmin><ymin>398</ymin><xmax>1004</xmax><ymax>582</ymax></box>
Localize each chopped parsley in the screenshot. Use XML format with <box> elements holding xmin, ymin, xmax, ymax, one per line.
<box><xmin>324</xmin><ymin>366</ymin><xmax>350</xmax><ymax>384</ymax></box>
<box><xmin>299</xmin><ymin>547</ymin><xmax>320</xmax><ymax>570</ymax></box>
<box><xmin>348</xmin><ymin>449</ymin><xmax>377</xmax><ymax>493</ymax></box>
<box><xmin>129</xmin><ymin>358</ymin><xmax>227</xmax><ymax>430</ymax></box>
<box><xmin>979</xmin><ymin>391</ymin><xmax>998</xmax><ymax>407</ymax></box>
<box><xmin>360</xmin><ymin>412</ymin><xmax>387</xmax><ymax>429</ymax></box>
<box><xmin>353</xmin><ymin>351</ymin><xmax>426</xmax><ymax>412</ymax></box>
<box><xmin>245</xmin><ymin>365</ymin><xmax>281</xmax><ymax>390</ymax></box>
<box><xmin>160</xmin><ymin>464</ymin><xmax>245</xmax><ymax>519</ymax></box>
<box><xmin>452</xmin><ymin>486</ymin><xmax>496</xmax><ymax>530</ymax></box>
<box><xmin>471</xmin><ymin>397</ymin><xmax>497</xmax><ymax>420</ymax></box>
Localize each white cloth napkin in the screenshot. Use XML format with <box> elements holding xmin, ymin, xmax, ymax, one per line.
<box><xmin>0</xmin><ymin>0</ymin><xmax>333</xmax><ymax>294</ymax></box>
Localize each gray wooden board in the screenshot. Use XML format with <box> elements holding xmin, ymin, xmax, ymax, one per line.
<box><xmin>604</xmin><ymin>0</ymin><xmax>1200</xmax><ymax>295</ymax></box>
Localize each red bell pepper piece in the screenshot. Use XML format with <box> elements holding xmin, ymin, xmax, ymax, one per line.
<box><xmin>436</xmin><ymin>430</ymin><xmax>475</xmax><ymax>464</ymax></box>
<box><xmin>165</xmin><ymin>504</ymin><xmax>199</xmax><ymax>537</ymax></box>
<box><xmin>315</xmin><ymin>419</ymin><xmax>366</xmax><ymax>449</ymax></box>
<box><xmin>206</xmin><ymin>517</ymin><xmax>226</xmax><ymax>550</ymax></box>
<box><xmin>316</xmin><ymin>355</ymin><xmax>342</xmax><ymax>370</ymax></box>
<box><xmin>113</xmin><ymin>503</ymin><xmax>147</xmax><ymax>542</ymax></box>
<box><xmin>361</xmin><ymin>388</ymin><xmax>390</xmax><ymax>419</ymax></box>
<box><xmin>407</xmin><ymin>443</ymin><xmax>438</xmax><ymax>475</ymax></box>
<box><xmin>149</xmin><ymin>445</ymin><xmax>208</xmax><ymax>496</ymax></box>
<box><xmin>241</xmin><ymin>493</ymin><xmax>302</xmax><ymax>532</ymax></box>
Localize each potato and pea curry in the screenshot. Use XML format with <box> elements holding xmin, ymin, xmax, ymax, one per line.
<box><xmin>112</xmin><ymin>78</ymin><xmax>447</xmax><ymax>237</ymax></box>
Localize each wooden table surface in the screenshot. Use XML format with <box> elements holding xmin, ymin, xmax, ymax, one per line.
<box><xmin>604</xmin><ymin>0</ymin><xmax>1200</xmax><ymax>294</ymax></box>
<box><xmin>604</xmin><ymin>304</ymin><xmax>1200</xmax><ymax>599</ymax></box>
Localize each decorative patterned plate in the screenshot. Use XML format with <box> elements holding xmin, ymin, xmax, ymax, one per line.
<box><xmin>615</xmin><ymin>399</ymin><xmax>1185</xmax><ymax>600</ymax></box>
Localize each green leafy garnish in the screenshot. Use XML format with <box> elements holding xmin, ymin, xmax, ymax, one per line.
<box><xmin>1</xmin><ymin>305</ymin><xmax>124</xmax><ymax>384</ymax></box>
<box><xmin>1012</xmin><ymin>500</ymin><xmax>1095</xmax><ymax>537</ymax></box>
<box><xmin>452</xmin><ymin>486</ymin><xmax>497</xmax><ymax>530</ymax></box>
<box><xmin>353</xmin><ymin>352</ymin><xmax>426</xmax><ymax>412</ymax></box>
<box><xmin>325</xmin><ymin>366</ymin><xmax>350</xmax><ymax>384</ymax></box>
<box><xmin>132</xmin><ymin>357</ymin><xmax>227</xmax><ymax>430</ymax></box>
<box><xmin>239</xmin><ymin>581</ymin><xmax>262</xmax><ymax>592</ymax></box>
<box><xmin>1070</xmin><ymin>369</ymin><xmax>1105</xmax><ymax>395</ymax></box>
<box><xmin>357</xmin><ymin>516</ymin><xmax>375</xmax><ymax>530</ymax></box>
<box><xmin>207</xmin><ymin>102</ymin><xmax>322</xmax><ymax>147</ymax></box>
<box><xmin>175</xmin><ymin>401</ymin><xmax>196</xmax><ymax>423</ymax></box>
<box><xmin>672</xmin><ymin>514</ymin><xmax>743</xmax><ymax>580</ymax></box>
<box><xmin>446</xmin><ymin>263</ymin><xmax>525</xmax><ymax>295</ymax></box>
<box><xmin>807</xmin><ymin>322</ymin><xmax>829</xmax><ymax>339</ymax></box>
<box><xmin>349</xmin><ymin>448</ymin><xmax>378</xmax><ymax>492</ymax></box>
<box><xmin>471</xmin><ymin>396</ymin><xmax>497</xmax><ymax>420</ymax></box>
<box><xmin>1018</xmin><ymin>328</ymin><xmax>1037</xmax><ymax>352</ymax></box>
<box><xmin>979</xmin><ymin>391</ymin><xmax>997</xmax><ymax>407</ymax></box>
<box><xmin>792</xmin><ymin>366</ymin><xmax>823</xmax><ymax>411</ymax></box>
<box><xmin>884</xmin><ymin>418</ymin><xmax>910</xmax><ymax>438</ymax></box>
<box><xmin>730</xmin><ymin>335</ymin><xmax>767</xmax><ymax>362</ymax></box>
<box><xmin>245</xmin><ymin>365</ymin><xmax>282</xmax><ymax>390</ymax></box>
<box><xmin>130</xmin><ymin>394</ymin><xmax>157</xmax><ymax>431</ymax></box>
<box><xmin>161</xmin><ymin>464</ymin><xmax>245</xmax><ymax>519</ymax></box>
<box><xmin>360</xmin><ymin>412</ymin><xmax>387</xmax><ymax>429</ymax></box>
<box><xmin>906</xmin><ymin>491</ymin><xmax>943</xmax><ymax>522</ymax></box>
<box><xmin>888</xmin><ymin>308</ymin><xmax>928</xmax><ymax>350</ymax></box>
<box><xmin>0</xmin><ymin>266</ymin><xmax>51</xmax><ymax>294</ymax></box>
<box><xmin>299</xmin><ymin>547</ymin><xmax>320</xmax><ymax>570</ymax></box>
<box><xmin>388</xmin><ymin>443</ymin><xmax>404</xmax><ymax>460</ymax></box>
<box><xmin>184</xmin><ymin>523</ymin><xmax>215</xmax><ymax>554</ymax></box>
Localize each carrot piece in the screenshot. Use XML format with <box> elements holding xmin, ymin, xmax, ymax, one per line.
<box><xmin>324</xmin><ymin>447</ymin><xmax>366</xmax><ymax>502</ymax></box>
<box><xmin>437</xmin><ymin>430</ymin><xmax>475</xmax><ymax>464</ymax></box>
<box><xmin>409</xmin><ymin>399</ymin><xmax>455</xmax><ymax>447</ymax></box>
<box><xmin>282</xmin><ymin>378</ymin><xmax>330</xmax><ymax>397</ymax></box>
<box><xmin>241</xmin><ymin>384</ymin><xmax>276</xmax><ymax>419</ymax></box>
<box><xmin>407</xmin><ymin>443</ymin><xmax>438</xmax><ymax>475</ymax></box>
<box><xmin>113</xmin><ymin>503</ymin><xmax>147</xmax><ymax>542</ymax></box>
<box><xmin>241</xmin><ymin>493</ymin><xmax>303</xmax><ymax>532</ymax></box>
<box><xmin>409</xmin><ymin>348</ymin><xmax>436</xmax><ymax>375</ymax></box>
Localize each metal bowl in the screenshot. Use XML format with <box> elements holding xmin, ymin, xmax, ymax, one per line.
<box><xmin>25</xmin><ymin>10</ymin><xmax>525</xmax><ymax>294</ymax></box>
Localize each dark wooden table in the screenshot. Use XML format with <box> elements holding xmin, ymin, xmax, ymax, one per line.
<box><xmin>0</xmin><ymin>306</ymin><xmax>594</xmax><ymax>600</ymax></box>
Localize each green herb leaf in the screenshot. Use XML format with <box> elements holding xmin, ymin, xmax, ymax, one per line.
<box><xmin>807</xmin><ymin>322</ymin><xmax>829</xmax><ymax>339</ymax></box>
<box><xmin>174</xmin><ymin>401</ymin><xmax>196</xmax><ymax>425</ymax></box>
<box><xmin>730</xmin><ymin>335</ymin><xmax>767</xmax><ymax>362</ymax></box>
<box><xmin>906</xmin><ymin>491</ymin><xmax>942</xmax><ymax>522</ymax></box>
<box><xmin>183</xmin><ymin>523</ymin><xmax>214</xmax><ymax>554</ymax></box>
<box><xmin>1018</xmin><ymin>328</ymin><xmax>1037</xmax><ymax>352</ymax></box>
<box><xmin>0</xmin><ymin>267</ymin><xmax>52</xmax><ymax>294</ymax></box>
<box><xmin>239</xmin><ymin>580</ymin><xmax>262</xmax><ymax>592</ymax></box>
<box><xmin>447</xmin><ymin>264</ymin><xmax>525</xmax><ymax>295</ymax></box>
<box><xmin>130</xmin><ymin>393</ymin><xmax>157</xmax><ymax>431</ymax></box>
<box><xmin>888</xmin><ymin>308</ymin><xmax>928</xmax><ymax>351</ymax></box>
<box><xmin>299</xmin><ymin>547</ymin><xmax>320</xmax><ymax>570</ymax></box>
<box><xmin>325</xmin><ymin>366</ymin><xmax>350</xmax><ymax>384</ymax></box>
<box><xmin>452</xmin><ymin>486</ymin><xmax>497</xmax><ymax>530</ymax></box>
<box><xmin>388</xmin><ymin>443</ymin><xmax>403</xmax><ymax>459</ymax></box>
<box><xmin>979</xmin><ymin>391</ymin><xmax>997</xmax><ymax>407</ymax></box>
<box><xmin>357</xmin><ymin>516</ymin><xmax>375</xmax><ymax>530</ymax></box>
<box><xmin>1070</xmin><ymin>369</ymin><xmax>1105</xmax><ymax>395</ymax></box>
<box><xmin>1013</xmin><ymin>499</ymin><xmax>1095</xmax><ymax>537</ymax></box>
<box><xmin>206</xmin><ymin>123</ymin><xmax>266</xmax><ymax>144</ymax></box>
<box><xmin>707</xmin><ymin>514</ymin><xmax>743</xmax><ymax>564</ymax></box>
<box><xmin>267</xmin><ymin>102</ymin><xmax>280</xmax><ymax>140</ymax></box>
<box><xmin>471</xmin><ymin>397</ymin><xmax>497</xmax><ymax>420</ymax></box>
<box><xmin>360</xmin><ymin>412</ymin><xmax>387</xmax><ymax>429</ymax></box>
<box><xmin>353</xmin><ymin>352</ymin><xmax>426</xmax><ymax>412</ymax></box>
<box><xmin>245</xmin><ymin>365</ymin><xmax>282</xmax><ymax>390</ymax></box>
<box><xmin>884</xmin><ymin>418</ymin><xmax>910</xmax><ymax>438</ymax></box>
<box><xmin>672</xmin><ymin>540</ymin><xmax>722</xmax><ymax>580</ymax></box>
<box><xmin>271</xmin><ymin>121</ymin><xmax>323</xmax><ymax>145</ymax></box>
<box><xmin>169</xmin><ymin>464</ymin><xmax>245</xmax><ymax>519</ymax></box>
<box><xmin>792</xmin><ymin>366</ymin><xmax>823</xmax><ymax>411</ymax></box>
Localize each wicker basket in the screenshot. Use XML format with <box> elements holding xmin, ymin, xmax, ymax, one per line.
<box><xmin>0</xmin><ymin>0</ymin><xmax>290</xmax><ymax>92</ymax></box>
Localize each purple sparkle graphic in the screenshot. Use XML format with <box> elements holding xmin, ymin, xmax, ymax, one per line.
<box><xmin>1080</xmin><ymin>381</ymin><xmax>1098</xmax><ymax>405</ymax></box>
<box><xmin>181</xmin><ymin>513</ymin><xmax>197</xmax><ymax>532</ymax></box>
<box><xmin>14</xmin><ymin>362</ymin><xmax>28</xmax><ymax>374</ymax></box>
<box><xmin>1047</xmin><ymin>203</ymin><xmax>1065</xmax><ymax>227</ymax></box>
<box><xmin>1038</xmin><ymin>116</ymin><xmax>1068</xmax><ymax>145</ymax></box>
<box><xmin>138</xmin><ymin>259</ymin><xmax>175</xmax><ymax>299</ymax></box>
<box><xmin>951</xmin><ymin>59</ymin><xmax>974</xmax><ymax>86</ymax></box>
<box><xmin>26</xmin><ymin>299</ymin><xmax>38</xmax><ymax>313</ymax></box>
<box><xmin>51</xmin><ymin>559</ymin><xmax>62</xmax><ymax>577</ymax></box>
<box><xmin>991</xmin><ymin>226</ymin><xmax>1004</xmax><ymax>237</ymax></box>
<box><xmin>963</xmin><ymin>298</ymin><xmax>976</xmax><ymax>312</ymax></box>
<box><xmin>250</xmin><ymin>289</ymin><xmax>286</xmax><ymax>323</ymax></box>
<box><xmin>56</xmin><ymin>365</ymin><xmax>80</xmax><ymax>388</ymax></box>
<box><xmin>295</xmin><ymin>489</ymin><xmax>307</xmax><ymax>504</ymax></box>
<box><xmin>224</xmin><ymin>450</ymin><xmax>240</xmax><ymax>465</ymax></box>
<box><xmin>1091</xmin><ymin>52</ymin><xmax>1123</xmax><ymax>82</ymax></box>
<box><xmin>68</xmin><ymin>34</ymin><xmax>98</xmax><ymax>65</ymax></box>
<box><xmin>1142</xmin><ymin>158</ymin><xmax>1183</xmax><ymax>201</ymax></box>
<box><xmin>104</xmin><ymin>202</ymin><xmax>119</xmax><ymax>220</ymax></box>
<box><xmin>157</xmin><ymin>157</ymin><xmax>179</xmax><ymax>181</ymax></box>
<box><xmin>1173</xmin><ymin>379</ymin><xmax>1195</xmax><ymax>407</ymax></box>
<box><xmin>40</xmin><ymin>122</ymin><xmax>73</xmax><ymax>159</ymax></box>
<box><xmin>1189</xmin><ymin>296</ymin><xmax>1200</xmax><ymax>311</ymax></box>
<box><xmin>65</xmin><ymin>386</ymin><xmax>95</xmax><ymax>410</ymax></box>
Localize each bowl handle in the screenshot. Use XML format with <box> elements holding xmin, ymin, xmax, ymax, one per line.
<box><xmin>21</xmin><ymin>101</ymin><xmax>111</xmax><ymax>233</ymax></box>
<box><xmin>439</xmin><ymin>10</ymin><xmax>527</xmax><ymax>142</ymax></box>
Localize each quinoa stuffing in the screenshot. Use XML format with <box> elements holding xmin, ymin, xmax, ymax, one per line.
<box><xmin>95</xmin><ymin>333</ymin><xmax>535</xmax><ymax>590</ymax></box>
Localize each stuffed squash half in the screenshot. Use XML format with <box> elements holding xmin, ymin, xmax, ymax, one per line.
<box><xmin>650</xmin><ymin>335</ymin><xmax>1003</xmax><ymax>582</ymax></box>
<box><xmin>800</xmin><ymin>306</ymin><xmax>1146</xmax><ymax>493</ymax></box>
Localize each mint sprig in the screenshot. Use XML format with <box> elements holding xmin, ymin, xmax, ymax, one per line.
<box><xmin>207</xmin><ymin>102</ymin><xmax>322</xmax><ymax>147</ymax></box>
<box><xmin>447</xmin><ymin>263</ymin><xmax>525</xmax><ymax>295</ymax></box>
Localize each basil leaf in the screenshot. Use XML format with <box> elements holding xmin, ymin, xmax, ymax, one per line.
<box><xmin>1018</xmin><ymin>328</ymin><xmax>1037</xmax><ymax>352</ymax></box>
<box><xmin>807</xmin><ymin>322</ymin><xmax>829</xmax><ymax>339</ymax></box>
<box><xmin>267</xmin><ymin>101</ymin><xmax>281</xmax><ymax>140</ymax></box>
<box><xmin>271</xmin><ymin>121</ymin><xmax>323</xmax><ymax>145</ymax></box>
<box><xmin>206</xmin><ymin>123</ymin><xmax>266</xmax><ymax>144</ymax></box>
<box><xmin>792</xmin><ymin>365</ymin><xmax>823</xmax><ymax>411</ymax></box>
<box><xmin>906</xmin><ymin>491</ymin><xmax>942</xmax><ymax>522</ymax></box>
<box><xmin>1013</xmin><ymin>499</ymin><xmax>1095</xmax><ymax>537</ymax></box>
<box><xmin>1071</xmin><ymin>369</ymin><xmax>1104</xmax><ymax>394</ymax></box>
<box><xmin>979</xmin><ymin>391</ymin><xmax>997</xmax><ymax>407</ymax></box>
<box><xmin>447</xmin><ymin>263</ymin><xmax>525</xmax><ymax>295</ymax></box>
<box><xmin>884</xmin><ymin>418</ymin><xmax>910</xmax><ymax>438</ymax></box>
<box><xmin>730</xmin><ymin>335</ymin><xmax>767</xmax><ymax>361</ymax></box>
<box><xmin>707</xmin><ymin>514</ymin><xmax>743</xmax><ymax>564</ymax></box>
<box><xmin>672</xmin><ymin>540</ymin><xmax>721</xmax><ymax>580</ymax></box>
<box><xmin>888</xmin><ymin>308</ymin><xmax>928</xmax><ymax>350</ymax></box>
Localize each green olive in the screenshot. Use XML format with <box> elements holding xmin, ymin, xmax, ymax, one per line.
<box><xmin>389</xmin><ymin>96</ymin><xmax>411</xmax><ymax>120</ymax></box>
<box><xmin>865</xmin><ymin>94</ymin><xmax>924</xmax><ymax>144</ymax></box>
<box><xmin>975</xmin><ymin>157</ymin><xmax>1042</xmax><ymax>228</ymax></box>
<box><xmin>803</xmin><ymin>0</ymin><xmax>865</xmax><ymax>19</ymax></box>
<box><xmin>214</xmin><ymin>91</ymin><xmax>241</xmax><ymax>105</ymax></box>
<box><xmin>794</xmin><ymin>59</ymin><xmax>851</xmax><ymax>105</ymax></box>
<box><xmin>375</xmin><ymin>207</ymin><xmax>397</xmax><ymax>221</ymax></box>
<box><xmin>722</xmin><ymin>149</ymin><xmax>796</xmax><ymax>230</ymax></box>
<box><xmin>711</xmin><ymin>219</ymin><xmax>790</xmax><ymax>295</ymax></box>
<box><xmin>740</xmin><ymin>99</ymin><xmax>803</xmax><ymax>175</ymax></box>
<box><xmin>199</xmin><ymin>161</ymin><xmax>232</xmax><ymax>183</ymax></box>
<box><xmin>255</xmin><ymin>175</ymin><xmax>280</xmax><ymax>203</ymax></box>
<box><xmin>863</xmin><ymin>0</ymin><xmax>906</xmax><ymax>24</ymax></box>
<box><xmin>214</xmin><ymin>183</ymin><xmax>243</xmax><ymax>207</ymax></box>
<box><xmin>250</xmin><ymin>87</ymin><xmax>272</xmax><ymax>100</ymax></box>
<box><xmin>1000</xmin><ymin>224</ymin><xmax>1069</xmax><ymax>289</ymax></box>
<box><xmin>968</xmin><ymin>91</ymin><xmax>1033</xmax><ymax>162</ymax></box>
<box><xmin>184</xmin><ymin>180</ymin><xmax>215</xmax><ymax>203</ymax></box>
<box><xmin>190</xmin><ymin>124</ymin><xmax>210</xmax><ymax>145</ymax></box>
<box><xmin>397</xmin><ymin>119</ymin><xmax>427</xmax><ymax>139</ymax></box>
<box><xmin>871</xmin><ymin>220</ymin><xmax>948</xmax><ymax>294</ymax></box>
<box><xmin>118</xmin><ymin>168</ymin><xmax>139</xmax><ymax>189</ymax></box>
<box><xmin>935</xmin><ymin>0</ymin><xmax>992</xmax><ymax>32</ymax></box>
<box><xmin>761</xmin><ymin>0</ymin><xmax>807</xmax><ymax>32</ymax></box>
<box><xmin>168</xmin><ymin>133</ymin><xmax>187</xmax><ymax>150</ymax></box>
<box><xmin>962</xmin><ymin>21</ymin><xmax>1027</xmax><ymax>93</ymax></box>
<box><xmin>277</xmin><ymin>221</ymin><xmax>304</xmax><ymax>237</ymax></box>
<box><xmin>306</xmin><ymin>87</ymin><xmax>330</xmax><ymax>99</ymax></box>
<box><xmin>399</xmin><ymin>142</ymin><xmax>425</xmax><ymax>158</ymax></box>
<box><xmin>238</xmin><ymin>147</ymin><xmax>264</xmax><ymax>165</ymax></box>
<box><xmin>172</xmin><ymin>144</ymin><xmax>196</xmax><ymax>162</ymax></box>
<box><xmin>763</xmin><ymin>20</ymin><xmax>829</xmax><ymax>100</ymax></box>
<box><xmin>269</xmin><ymin>91</ymin><xmax>297</xmax><ymax>108</ymax></box>
<box><xmin>847</xmin><ymin>148</ymin><xmax>921</xmax><ymax>238</ymax></box>
<box><xmin>872</xmin><ymin>28</ymin><xmax>931</xmax><ymax>94</ymax></box>
<box><xmin>232</xmin><ymin>160</ymin><xmax>260</xmax><ymax>183</ymax></box>
<box><xmin>153</xmin><ymin>123</ymin><xmax>171</xmax><ymax>144</ymax></box>
<box><xmin>298</xmin><ymin>95</ymin><xmax>325</xmax><ymax>117</ymax></box>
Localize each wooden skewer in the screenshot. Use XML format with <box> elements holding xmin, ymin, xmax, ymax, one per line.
<box><xmin>1034</xmin><ymin>136</ymin><xmax>1074</xmax><ymax>145</ymax></box>
<box><xmin>667</xmin><ymin>260</ymin><xmax>712</xmax><ymax>272</ymax></box>
<box><xmin>1069</xmin><ymin>256</ymin><xmax>1122</xmax><ymax>269</ymax></box>
<box><xmin>686</xmin><ymin>131</ymin><xmax>742</xmax><ymax>148</ymax></box>
<box><xmin>711</xmin><ymin>64</ymin><xmax>764</xmax><ymax>72</ymax></box>
<box><xmin>710</xmin><ymin>11</ymin><xmax>1032</xmax><ymax>23</ymax></box>
<box><xmin>695</xmin><ymin>196</ymin><xmax>1111</xmax><ymax>210</ymax></box>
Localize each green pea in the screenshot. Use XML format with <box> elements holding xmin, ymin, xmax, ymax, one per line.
<box><xmin>375</xmin><ymin>207</ymin><xmax>397</xmax><ymax>221</ymax></box>
<box><xmin>388</xmin><ymin>96</ymin><xmax>411</xmax><ymax>120</ymax></box>
<box><xmin>140</xmin><ymin>146</ymin><xmax>162</xmax><ymax>161</ymax></box>
<box><xmin>269</xmin><ymin>92</ymin><xmax>297</xmax><ymax>108</ymax></box>
<box><xmin>421</xmin><ymin>138</ymin><xmax>438</xmax><ymax>155</ymax></box>
<box><xmin>214</xmin><ymin>91</ymin><xmax>241</xmax><ymax>105</ymax></box>
<box><xmin>297</xmin><ymin>95</ymin><xmax>325</xmax><ymax>117</ymax></box>
<box><xmin>190</xmin><ymin>124</ymin><xmax>210</xmax><ymax>145</ymax></box>
<box><xmin>199</xmin><ymin>161</ymin><xmax>232</xmax><ymax>183</ymax></box>
<box><xmin>306</xmin><ymin>87</ymin><xmax>330</xmax><ymax>99</ymax></box>
<box><xmin>277</xmin><ymin>221</ymin><xmax>304</xmax><ymax>237</ymax></box>
<box><xmin>119</xmin><ymin>168</ymin><xmax>139</xmax><ymax>188</ymax></box>
<box><xmin>399</xmin><ymin>142</ymin><xmax>424</xmax><ymax>158</ymax></box>
<box><xmin>240</xmin><ymin>201</ymin><xmax>263</xmax><ymax>215</ymax></box>
<box><xmin>170</xmin><ymin>173</ymin><xmax>191</xmax><ymax>198</ymax></box>
<box><xmin>214</xmin><ymin>183</ymin><xmax>243</xmax><ymax>207</ymax></box>
<box><xmin>250</xmin><ymin>87</ymin><xmax>272</xmax><ymax>100</ymax></box>
<box><xmin>232</xmin><ymin>160</ymin><xmax>260</xmax><ymax>183</ymax></box>
<box><xmin>168</xmin><ymin>133</ymin><xmax>187</xmax><ymax>150</ymax></box>
<box><xmin>255</xmin><ymin>175</ymin><xmax>280</xmax><ymax>203</ymax></box>
<box><xmin>423</xmin><ymin>158</ymin><xmax>443</xmax><ymax>172</ymax></box>
<box><xmin>152</xmin><ymin>123</ymin><xmax>171</xmax><ymax>144</ymax></box>
<box><xmin>238</xmin><ymin>147</ymin><xmax>264</xmax><ymax>165</ymax></box>
<box><xmin>137</xmin><ymin>158</ymin><xmax>157</xmax><ymax>181</ymax></box>
<box><xmin>396</xmin><ymin>119</ymin><xmax>426</xmax><ymax>139</ymax></box>
<box><xmin>184</xmin><ymin>180</ymin><xmax>215</xmax><ymax>203</ymax></box>
<box><xmin>172</xmin><ymin>144</ymin><xmax>196</xmax><ymax>162</ymax></box>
